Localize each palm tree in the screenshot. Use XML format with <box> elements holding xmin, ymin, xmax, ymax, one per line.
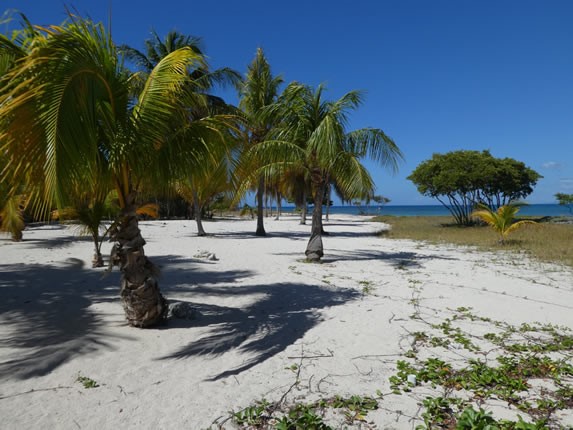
<box><xmin>471</xmin><ymin>203</ymin><xmax>537</xmax><ymax>244</ymax></box>
<box><xmin>0</xmin><ymin>14</ymin><xmax>41</xmax><ymax>241</ymax></box>
<box><xmin>253</xmin><ymin>83</ymin><xmax>403</xmax><ymax>260</ymax></box>
<box><xmin>236</xmin><ymin>48</ymin><xmax>284</xmax><ymax>236</ymax></box>
<box><xmin>121</xmin><ymin>30</ymin><xmax>239</xmax><ymax>235</ymax></box>
<box><xmin>175</xmin><ymin>157</ymin><xmax>231</xmax><ymax>236</ymax></box>
<box><xmin>120</xmin><ymin>30</ymin><xmax>203</xmax><ymax>71</ymax></box>
<box><xmin>0</xmin><ymin>17</ymin><xmax>219</xmax><ymax>327</ymax></box>
<box><xmin>51</xmin><ymin>191</ymin><xmax>114</xmax><ymax>268</ymax></box>
<box><xmin>0</xmin><ymin>186</ymin><xmax>27</xmax><ymax>241</ymax></box>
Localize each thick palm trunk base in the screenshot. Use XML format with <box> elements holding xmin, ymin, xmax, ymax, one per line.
<box><xmin>306</xmin><ymin>181</ymin><xmax>326</xmax><ymax>261</ymax></box>
<box><xmin>92</xmin><ymin>252</ymin><xmax>104</xmax><ymax>268</ymax></box>
<box><xmin>305</xmin><ymin>233</ymin><xmax>323</xmax><ymax>261</ymax></box>
<box><xmin>193</xmin><ymin>191</ymin><xmax>206</xmax><ymax>236</ymax></box>
<box><xmin>111</xmin><ymin>212</ymin><xmax>167</xmax><ymax>328</ymax></box>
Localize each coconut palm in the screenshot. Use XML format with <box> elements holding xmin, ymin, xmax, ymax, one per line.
<box><xmin>236</xmin><ymin>48</ymin><xmax>284</xmax><ymax>236</ymax></box>
<box><xmin>121</xmin><ymin>29</ymin><xmax>239</xmax><ymax>233</ymax></box>
<box><xmin>119</xmin><ymin>29</ymin><xmax>240</xmax><ymax>99</ymax></box>
<box><xmin>471</xmin><ymin>203</ymin><xmax>537</xmax><ymax>244</ymax></box>
<box><xmin>0</xmin><ymin>14</ymin><xmax>42</xmax><ymax>241</ymax></box>
<box><xmin>51</xmin><ymin>193</ymin><xmax>114</xmax><ymax>268</ymax></box>
<box><xmin>120</xmin><ymin>30</ymin><xmax>203</xmax><ymax>71</ymax></box>
<box><xmin>252</xmin><ymin>83</ymin><xmax>403</xmax><ymax>260</ymax></box>
<box><xmin>175</xmin><ymin>157</ymin><xmax>231</xmax><ymax>236</ymax></box>
<box><xmin>0</xmin><ymin>17</ymin><xmax>220</xmax><ymax>327</ymax></box>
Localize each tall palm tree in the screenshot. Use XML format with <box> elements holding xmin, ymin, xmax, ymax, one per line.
<box><xmin>253</xmin><ymin>83</ymin><xmax>403</xmax><ymax>260</ymax></box>
<box><xmin>121</xmin><ymin>30</ymin><xmax>239</xmax><ymax>234</ymax></box>
<box><xmin>236</xmin><ymin>48</ymin><xmax>284</xmax><ymax>236</ymax></box>
<box><xmin>0</xmin><ymin>17</ymin><xmax>219</xmax><ymax>327</ymax></box>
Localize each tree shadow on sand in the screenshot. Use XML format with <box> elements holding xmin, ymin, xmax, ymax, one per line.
<box><xmin>0</xmin><ymin>254</ymin><xmax>256</xmax><ymax>381</ymax></box>
<box><xmin>324</xmin><ymin>249</ymin><xmax>460</xmax><ymax>267</ymax></box>
<box><xmin>271</xmin><ymin>249</ymin><xmax>459</xmax><ymax>269</ymax></box>
<box><xmin>0</xmin><ymin>262</ymin><xmax>129</xmax><ymax>380</ymax></box>
<box><xmin>158</xmin><ymin>283</ymin><xmax>360</xmax><ymax>381</ymax></box>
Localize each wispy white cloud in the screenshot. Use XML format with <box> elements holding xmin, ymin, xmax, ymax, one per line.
<box><xmin>560</xmin><ymin>178</ymin><xmax>573</xmax><ymax>190</ymax></box>
<box><xmin>542</xmin><ymin>161</ymin><xmax>563</xmax><ymax>169</ymax></box>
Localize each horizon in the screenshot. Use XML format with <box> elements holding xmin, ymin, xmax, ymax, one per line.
<box><xmin>2</xmin><ymin>1</ymin><xmax>572</xmax><ymax>205</ymax></box>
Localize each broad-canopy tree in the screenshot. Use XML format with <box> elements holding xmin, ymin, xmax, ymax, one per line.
<box><xmin>408</xmin><ymin>150</ymin><xmax>541</xmax><ymax>225</ymax></box>
<box><xmin>250</xmin><ymin>83</ymin><xmax>402</xmax><ymax>260</ymax></box>
<box><xmin>0</xmin><ymin>17</ymin><xmax>221</xmax><ymax>327</ymax></box>
<box><xmin>555</xmin><ymin>193</ymin><xmax>573</xmax><ymax>215</ymax></box>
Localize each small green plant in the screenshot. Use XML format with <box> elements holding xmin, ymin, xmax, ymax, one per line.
<box><xmin>76</xmin><ymin>375</ymin><xmax>99</xmax><ymax>389</ymax></box>
<box><xmin>456</xmin><ymin>407</ymin><xmax>497</xmax><ymax>429</ymax></box>
<box><xmin>358</xmin><ymin>280</ymin><xmax>375</xmax><ymax>295</ymax></box>
<box><xmin>328</xmin><ymin>395</ymin><xmax>378</xmax><ymax>423</ymax></box>
<box><xmin>416</xmin><ymin>396</ymin><xmax>462</xmax><ymax>429</ymax></box>
<box><xmin>276</xmin><ymin>404</ymin><xmax>331</xmax><ymax>429</ymax></box>
<box><xmin>233</xmin><ymin>400</ymin><xmax>270</xmax><ymax>426</ymax></box>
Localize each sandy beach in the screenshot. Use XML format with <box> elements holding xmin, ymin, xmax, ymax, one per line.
<box><xmin>0</xmin><ymin>214</ymin><xmax>572</xmax><ymax>429</ymax></box>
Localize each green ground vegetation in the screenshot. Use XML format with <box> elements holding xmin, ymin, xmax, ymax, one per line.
<box><xmin>374</xmin><ymin>215</ymin><xmax>573</xmax><ymax>268</ymax></box>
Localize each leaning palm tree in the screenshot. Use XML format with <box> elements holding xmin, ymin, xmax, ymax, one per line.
<box><xmin>471</xmin><ymin>203</ymin><xmax>537</xmax><ymax>244</ymax></box>
<box><xmin>236</xmin><ymin>48</ymin><xmax>284</xmax><ymax>236</ymax></box>
<box><xmin>0</xmin><ymin>17</ymin><xmax>220</xmax><ymax>327</ymax></box>
<box><xmin>252</xmin><ymin>83</ymin><xmax>403</xmax><ymax>260</ymax></box>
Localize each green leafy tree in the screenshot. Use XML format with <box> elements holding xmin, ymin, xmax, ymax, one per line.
<box><xmin>251</xmin><ymin>83</ymin><xmax>402</xmax><ymax>260</ymax></box>
<box><xmin>408</xmin><ymin>150</ymin><xmax>541</xmax><ymax>225</ymax></box>
<box><xmin>555</xmin><ymin>193</ymin><xmax>573</xmax><ymax>215</ymax></box>
<box><xmin>471</xmin><ymin>203</ymin><xmax>537</xmax><ymax>244</ymax></box>
<box><xmin>0</xmin><ymin>17</ymin><xmax>219</xmax><ymax>327</ymax></box>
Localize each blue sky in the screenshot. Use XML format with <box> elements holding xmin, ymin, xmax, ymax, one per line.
<box><xmin>3</xmin><ymin>1</ymin><xmax>572</xmax><ymax>205</ymax></box>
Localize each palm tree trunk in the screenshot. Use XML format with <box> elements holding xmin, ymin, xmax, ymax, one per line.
<box><xmin>299</xmin><ymin>190</ymin><xmax>307</xmax><ymax>225</ymax></box>
<box><xmin>91</xmin><ymin>232</ymin><xmax>104</xmax><ymax>268</ymax></box>
<box><xmin>111</xmin><ymin>204</ymin><xmax>167</xmax><ymax>328</ymax></box>
<box><xmin>305</xmin><ymin>181</ymin><xmax>325</xmax><ymax>261</ymax></box>
<box><xmin>325</xmin><ymin>183</ymin><xmax>331</xmax><ymax>222</ymax></box>
<box><xmin>193</xmin><ymin>189</ymin><xmax>206</xmax><ymax>236</ymax></box>
<box><xmin>256</xmin><ymin>176</ymin><xmax>266</xmax><ymax>236</ymax></box>
<box><xmin>275</xmin><ymin>191</ymin><xmax>281</xmax><ymax>220</ymax></box>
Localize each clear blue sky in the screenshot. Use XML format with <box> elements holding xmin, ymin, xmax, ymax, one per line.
<box><xmin>3</xmin><ymin>1</ymin><xmax>573</xmax><ymax>205</ymax></box>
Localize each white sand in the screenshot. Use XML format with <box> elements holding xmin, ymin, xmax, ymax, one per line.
<box><xmin>0</xmin><ymin>215</ymin><xmax>572</xmax><ymax>429</ymax></box>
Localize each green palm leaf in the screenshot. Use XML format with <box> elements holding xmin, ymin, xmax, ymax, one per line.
<box><xmin>472</xmin><ymin>203</ymin><xmax>537</xmax><ymax>244</ymax></box>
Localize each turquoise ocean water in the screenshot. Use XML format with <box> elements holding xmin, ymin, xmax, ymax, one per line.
<box><xmin>281</xmin><ymin>204</ymin><xmax>570</xmax><ymax>217</ymax></box>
